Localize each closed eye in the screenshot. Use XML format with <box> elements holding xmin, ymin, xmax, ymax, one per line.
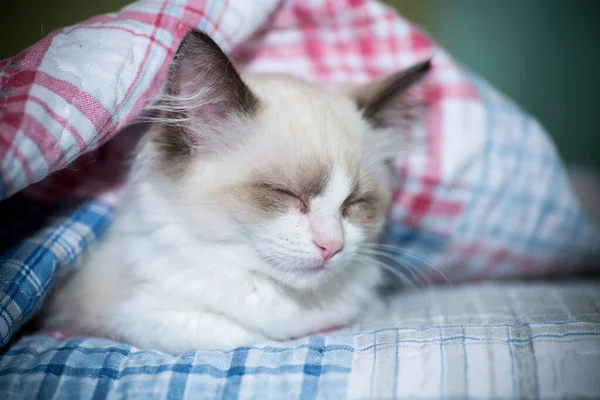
<box><xmin>341</xmin><ymin>197</ymin><xmax>365</xmax><ymax>215</ymax></box>
<box><xmin>273</xmin><ymin>187</ymin><xmax>299</xmax><ymax>198</ymax></box>
<box><xmin>262</xmin><ymin>184</ymin><xmax>308</xmax><ymax>212</ymax></box>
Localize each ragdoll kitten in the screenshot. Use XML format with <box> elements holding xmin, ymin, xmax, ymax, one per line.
<box><xmin>41</xmin><ymin>30</ymin><xmax>431</xmax><ymax>355</ymax></box>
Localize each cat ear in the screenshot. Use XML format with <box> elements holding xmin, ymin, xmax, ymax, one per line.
<box><xmin>152</xmin><ymin>30</ymin><xmax>259</xmax><ymax>158</ymax></box>
<box><xmin>167</xmin><ymin>29</ymin><xmax>259</xmax><ymax>123</ymax></box>
<box><xmin>351</xmin><ymin>60</ymin><xmax>432</xmax><ymax>129</ymax></box>
<box><xmin>344</xmin><ymin>60</ymin><xmax>431</xmax><ymax>166</ymax></box>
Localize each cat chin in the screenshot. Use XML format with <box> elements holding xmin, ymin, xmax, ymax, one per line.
<box><xmin>263</xmin><ymin>257</ymin><xmax>353</xmax><ymax>291</ymax></box>
<box><xmin>272</xmin><ymin>269</ymin><xmax>330</xmax><ymax>290</ymax></box>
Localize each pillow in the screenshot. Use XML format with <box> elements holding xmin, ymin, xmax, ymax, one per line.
<box><xmin>1</xmin><ymin>0</ymin><xmax>599</xmax><ymax>348</ymax></box>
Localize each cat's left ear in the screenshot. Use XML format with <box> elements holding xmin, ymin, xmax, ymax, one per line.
<box><xmin>349</xmin><ymin>60</ymin><xmax>432</xmax><ymax>129</ymax></box>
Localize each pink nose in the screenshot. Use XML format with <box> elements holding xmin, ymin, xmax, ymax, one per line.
<box><xmin>313</xmin><ymin>239</ymin><xmax>343</xmax><ymax>261</ymax></box>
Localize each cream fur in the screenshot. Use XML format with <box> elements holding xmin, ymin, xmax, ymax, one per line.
<box><xmin>41</xmin><ymin>30</ymin><xmax>430</xmax><ymax>354</ymax></box>
<box><xmin>42</xmin><ymin>75</ymin><xmax>389</xmax><ymax>354</ymax></box>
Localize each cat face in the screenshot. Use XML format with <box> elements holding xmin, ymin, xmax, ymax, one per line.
<box><xmin>141</xmin><ymin>30</ymin><xmax>430</xmax><ymax>289</ymax></box>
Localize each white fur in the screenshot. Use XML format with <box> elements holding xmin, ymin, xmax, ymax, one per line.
<box><xmin>44</xmin><ymin>172</ymin><xmax>382</xmax><ymax>354</ymax></box>
<box><xmin>42</xmin><ymin>75</ymin><xmax>389</xmax><ymax>355</ymax></box>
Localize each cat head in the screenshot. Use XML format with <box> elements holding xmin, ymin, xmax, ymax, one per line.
<box><xmin>139</xmin><ymin>30</ymin><xmax>431</xmax><ymax>289</ymax></box>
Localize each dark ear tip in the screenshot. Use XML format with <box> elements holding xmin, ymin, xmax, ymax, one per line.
<box><xmin>183</xmin><ymin>29</ymin><xmax>213</xmax><ymax>43</ymax></box>
<box><xmin>400</xmin><ymin>58</ymin><xmax>433</xmax><ymax>87</ymax></box>
<box><xmin>178</xmin><ymin>29</ymin><xmax>222</xmax><ymax>55</ymax></box>
<box><xmin>415</xmin><ymin>58</ymin><xmax>433</xmax><ymax>74</ymax></box>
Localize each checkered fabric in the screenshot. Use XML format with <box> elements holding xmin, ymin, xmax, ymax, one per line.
<box><xmin>1</xmin><ymin>0</ymin><xmax>600</xmax><ymax>397</ymax></box>
<box><xmin>1</xmin><ymin>281</ymin><xmax>599</xmax><ymax>399</ymax></box>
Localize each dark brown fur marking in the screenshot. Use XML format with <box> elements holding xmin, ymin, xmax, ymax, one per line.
<box><xmin>153</xmin><ymin>30</ymin><xmax>259</xmax><ymax>163</ymax></box>
<box><xmin>342</xmin><ymin>177</ymin><xmax>389</xmax><ymax>236</ymax></box>
<box><xmin>168</xmin><ymin>30</ymin><xmax>259</xmax><ymax>115</ymax></box>
<box><xmin>153</xmin><ymin>124</ymin><xmax>195</xmax><ymax>163</ymax></box>
<box><xmin>231</xmin><ymin>157</ymin><xmax>332</xmax><ymax>219</ymax></box>
<box><xmin>358</xmin><ymin>60</ymin><xmax>431</xmax><ymax>128</ymax></box>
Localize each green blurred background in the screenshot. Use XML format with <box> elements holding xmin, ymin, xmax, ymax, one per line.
<box><xmin>1</xmin><ymin>0</ymin><xmax>599</xmax><ymax>168</ymax></box>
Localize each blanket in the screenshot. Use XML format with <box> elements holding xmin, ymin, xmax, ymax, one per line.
<box><xmin>2</xmin><ymin>281</ymin><xmax>600</xmax><ymax>398</ymax></box>
<box><xmin>1</xmin><ymin>0</ymin><xmax>600</xmax><ymax>398</ymax></box>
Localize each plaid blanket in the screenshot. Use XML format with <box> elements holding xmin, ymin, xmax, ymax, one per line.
<box><xmin>1</xmin><ymin>0</ymin><xmax>600</xmax><ymax>397</ymax></box>
<box><xmin>2</xmin><ymin>281</ymin><xmax>600</xmax><ymax>399</ymax></box>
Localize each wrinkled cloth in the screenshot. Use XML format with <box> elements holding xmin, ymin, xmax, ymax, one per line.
<box><xmin>1</xmin><ymin>0</ymin><xmax>600</xmax><ymax>397</ymax></box>
<box><xmin>2</xmin><ymin>281</ymin><xmax>600</xmax><ymax>399</ymax></box>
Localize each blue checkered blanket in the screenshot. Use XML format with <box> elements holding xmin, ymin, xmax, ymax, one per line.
<box><xmin>2</xmin><ymin>279</ymin><xmax>600</xmax><ymax>399</ymax></box>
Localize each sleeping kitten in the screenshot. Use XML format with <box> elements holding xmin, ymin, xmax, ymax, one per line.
<box><xmin>41</xmin><ymin>30</ymin><xmax>431</xmax><ymax>355</ymax></box>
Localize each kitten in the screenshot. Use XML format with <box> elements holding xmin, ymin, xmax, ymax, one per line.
<box><xmin>41</xmin><ymin>30</ymin><xmax>431</xmax><ymax>355</ymax></box>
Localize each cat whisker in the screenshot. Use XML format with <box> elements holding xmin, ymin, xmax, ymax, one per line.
<box><xmin>355</xmin><ymin>248</ymin><xmax>423</xmax><ymax>286</ymax></box>
<box><xmin>358</xmin><ymin>243</ymin><xmax>453</xmax><ymax>289</ymax></box>
<box><xmin>352</xmin><ymin>254</ymin><xmax>419</xmax><ymax>290</ymax></box>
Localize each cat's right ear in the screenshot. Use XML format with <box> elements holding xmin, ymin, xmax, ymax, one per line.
<box><xmin>152</xmin><ymin>30</ymin><xmax>259</xmax><ymax>158</ymax></box>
